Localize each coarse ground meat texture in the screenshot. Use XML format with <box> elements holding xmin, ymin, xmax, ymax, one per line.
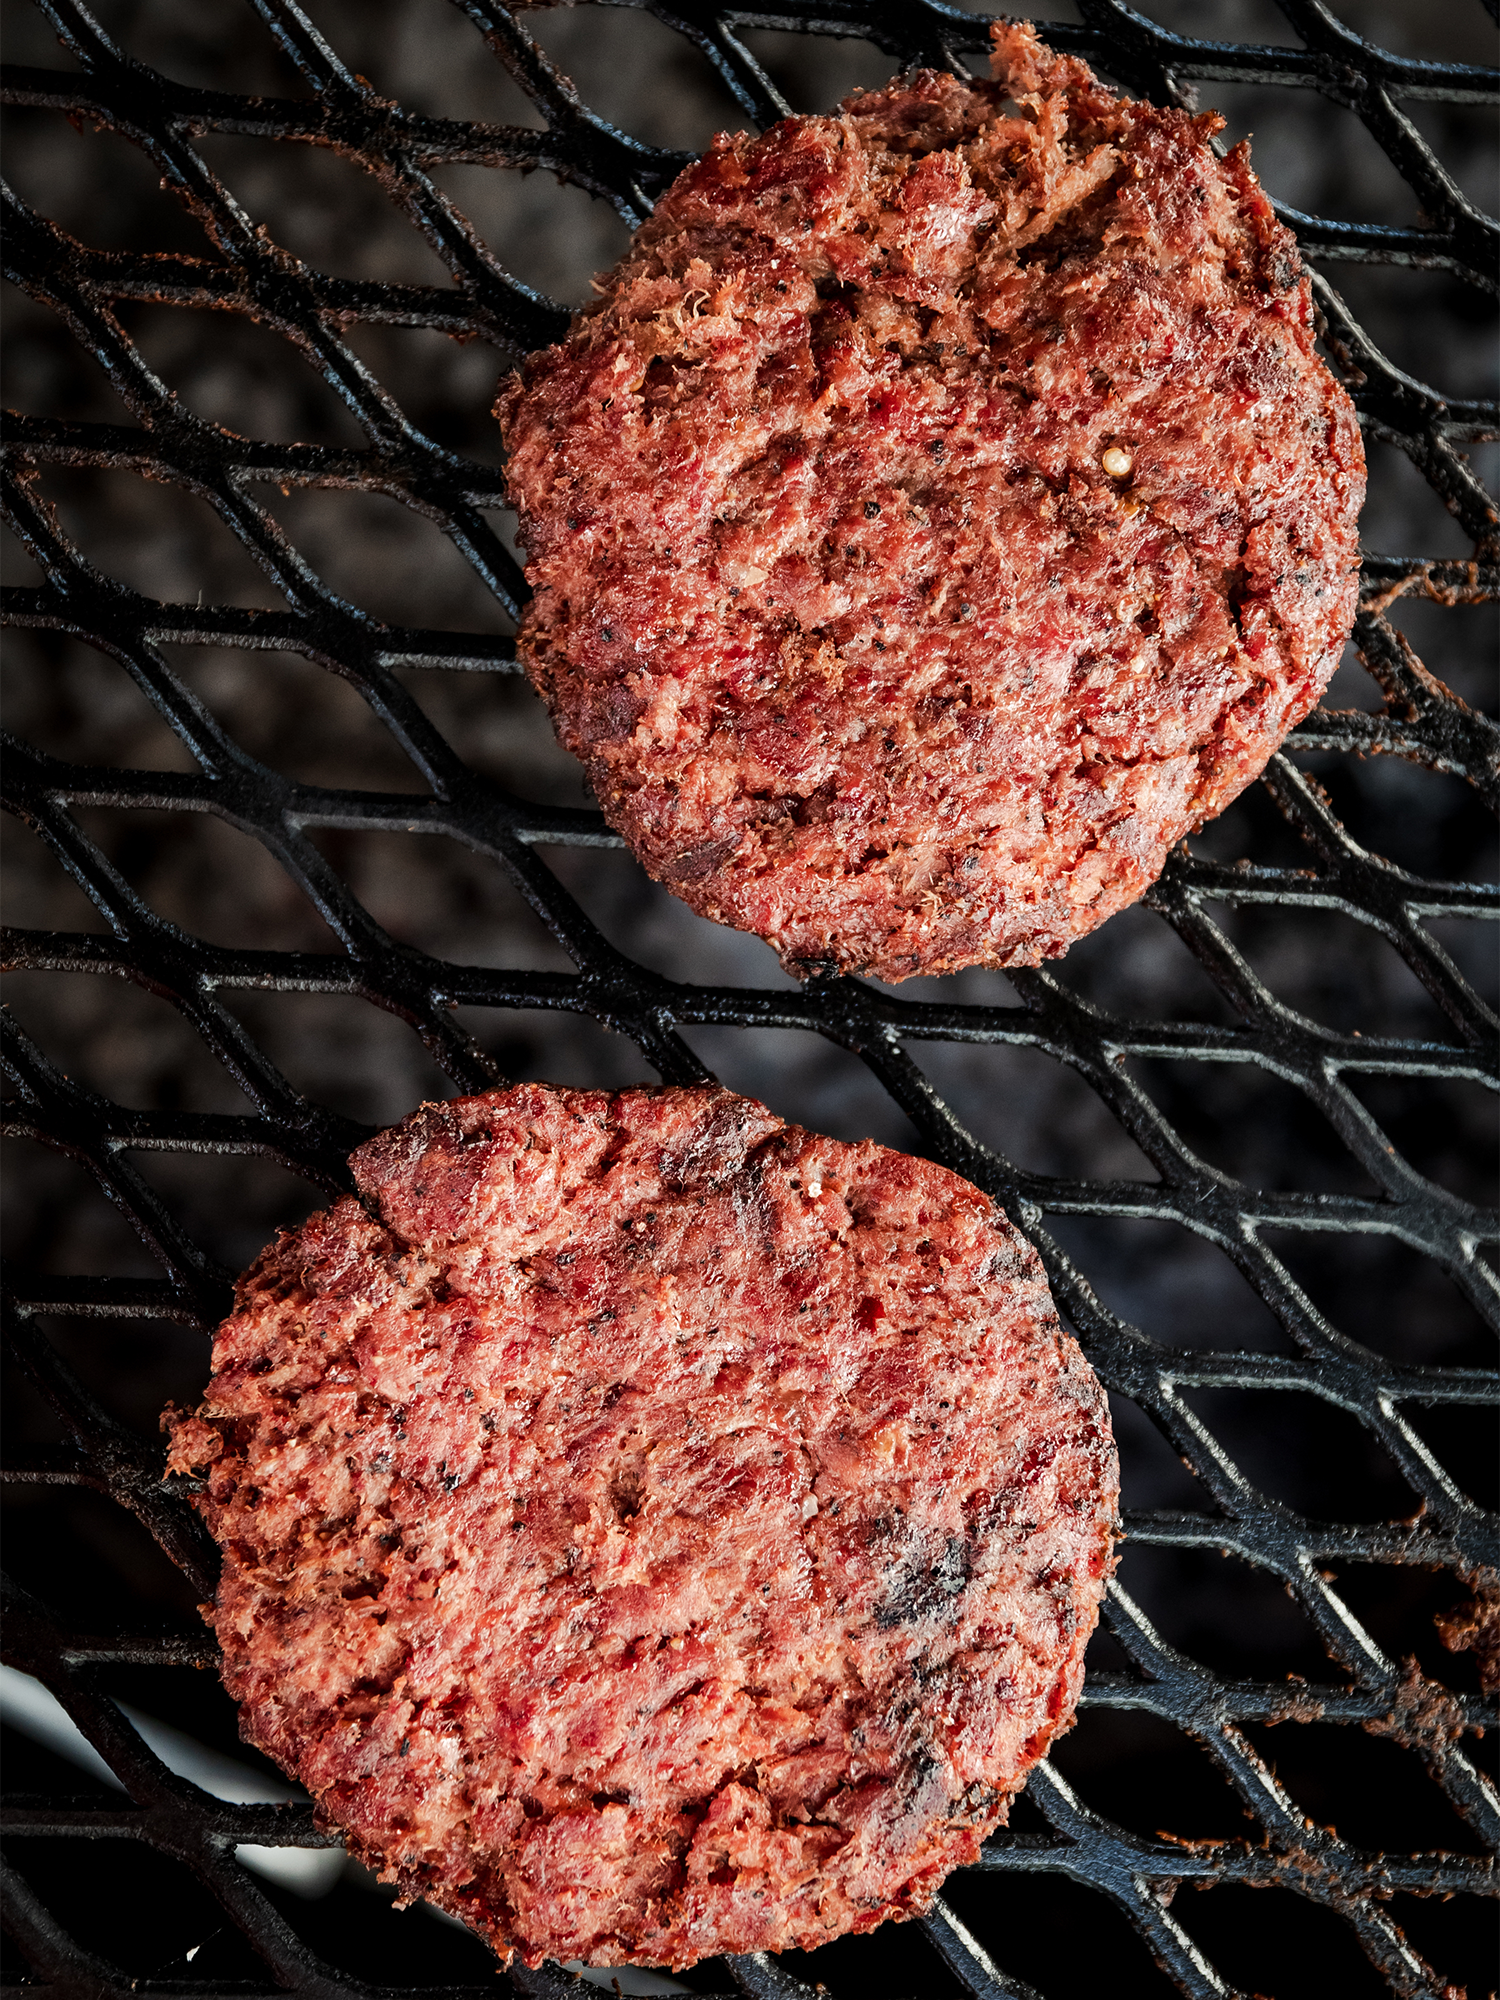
<box><xmin>498</xmin><ymin>23</ymin><xmax>1364</xmax><ymax>982</ymax></box>
<box><xmin>166</xmin><ymin>1083</ymin><xmax>1117</xmax><ymax>1971</ymax></box>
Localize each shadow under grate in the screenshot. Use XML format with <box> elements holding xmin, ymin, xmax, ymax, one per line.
<box><xmin>1</xmin><ymin>2</ymin><xmax>1496</xmax><ymax>1997</ymax></box>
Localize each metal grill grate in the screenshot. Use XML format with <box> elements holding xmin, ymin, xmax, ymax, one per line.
<box><xmin>1</xmin><ymin>2</ymin><xmax>1496</xmax><ymax>1997</ymax></box>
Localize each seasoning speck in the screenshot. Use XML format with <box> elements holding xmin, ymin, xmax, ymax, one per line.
<box><xmin>1101</xmin><ymin>445</ymin><xmax>1134</xmax><ymax>479</ymax></box>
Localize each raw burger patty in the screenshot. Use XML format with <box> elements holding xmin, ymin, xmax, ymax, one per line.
<box><xmin>498</xmin><ymin>22</ymin><xmax>1363</xmax><ymax>982</ymax></box>
<box><xmin>167</xmin><ymin>1083</ymin><xmax>1117</xmax><ymax>1971</ymax></box>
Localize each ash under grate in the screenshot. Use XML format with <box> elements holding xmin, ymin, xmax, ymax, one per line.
<box><xmin>0</xmin><ymin>3</ymin><xmax>1496</xmax><ymax>1997</ymax></box>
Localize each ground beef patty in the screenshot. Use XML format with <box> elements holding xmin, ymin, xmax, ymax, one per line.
<box><xmin>167</xmin><ymin>1083</ymin><xmax>1117</xmax><ymax>1971</ymax></box>
<box><xmin>498</xmin><ymin>23</ymin><xmax>1363</xmax><ymax>982</ymax></box>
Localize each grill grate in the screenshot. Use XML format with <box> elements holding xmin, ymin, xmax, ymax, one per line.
<box><xmin>1</xmin><ymin>3</ymin><xmax>1496</xmax><ymax>1997</ymax></box>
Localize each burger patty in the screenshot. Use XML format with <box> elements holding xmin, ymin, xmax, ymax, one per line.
<box><xmin>166</xmin><ymin>1083</ymin><xmax>1118</xmax><ymax>1971</ymax></box>
<box><xmin>498</xmin><ymin>22</ymin><xmax>1364</xmax><ymax>982</ymax></box>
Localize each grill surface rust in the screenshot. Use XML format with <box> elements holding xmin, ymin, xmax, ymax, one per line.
<box><xmin>1</xmin><ymin>2</ymin><xmax>1497</xmax><ymax>1997</ymax></box>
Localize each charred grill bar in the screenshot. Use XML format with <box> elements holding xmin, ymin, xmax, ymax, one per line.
<box><xmin>1</xmin><ymin>3</ymin><xmax>1497</xmax><ymax>1998</ymax></box>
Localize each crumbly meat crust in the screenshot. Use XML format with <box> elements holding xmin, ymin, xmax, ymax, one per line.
<box><xmin>167</xmin><ymin>1084</ymin><xmax>1118</xmax><ymax>1971</ymax></box>
<box><xmin>498</xmin><ymin>23</ymin><xmax>1363</xmax><ymax>981</ymax></box>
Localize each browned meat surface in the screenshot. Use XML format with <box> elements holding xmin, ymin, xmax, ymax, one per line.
<box><xmin>167</xmin><ymin>1083</ymin><xmax>1117</xmax><ymax>1970</ymax></box>
<box><xmin>499</xmin><ymin>23</ymin><xmax>1364</xmax><ymax>982</ymax></box>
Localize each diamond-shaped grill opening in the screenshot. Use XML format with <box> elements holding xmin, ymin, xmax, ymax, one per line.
<box><xmin>2</xmin><ymin>3</ymin><xmax>1496</xmax><ymax>1997</ymax></box>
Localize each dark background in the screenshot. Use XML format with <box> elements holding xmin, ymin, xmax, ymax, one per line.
<box><xmin>2</xmin><ymin>2</ymin><xmax>1496</xmax><ymax>1997</ymax></box>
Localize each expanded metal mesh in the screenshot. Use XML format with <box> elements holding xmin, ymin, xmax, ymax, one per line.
<box><xmin>1</xmin><ymin>2</ymin><xmax>1496</xmax><ymax>1997</ymax></box>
